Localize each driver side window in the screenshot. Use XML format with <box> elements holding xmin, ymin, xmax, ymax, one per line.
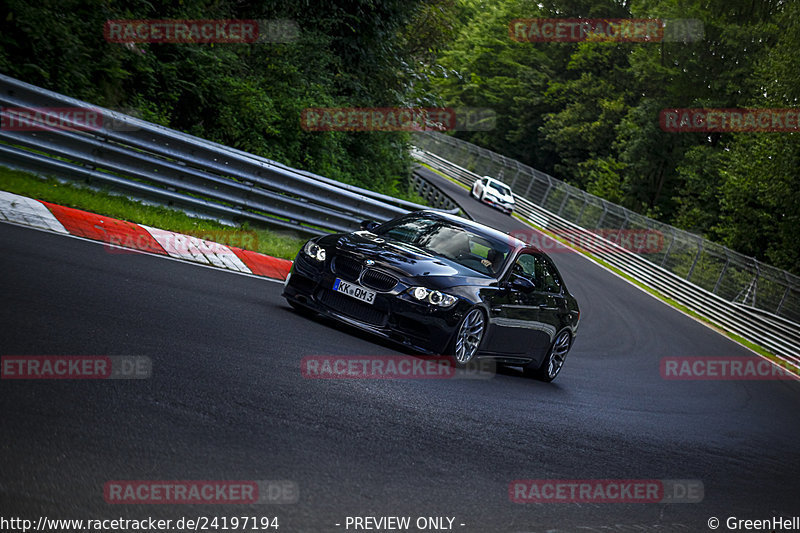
<box><xmin>514</xmin><ymin>254</ymin><xmax>537</xmax><ymax>279</ymax></box>
<box><xmin>513</xmin><ymin>253</ymin><xmax>562</xmax><ymax>293</ymax></box>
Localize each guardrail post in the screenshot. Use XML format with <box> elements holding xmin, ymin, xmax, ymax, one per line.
<box><xmin>510</xmin><ymin>161</ymin><xmax>522</xmax><ymax>189</ymax></box>
<box><xmin>660</xmin><ymin>229</ymin><xmax>676</xmax><ymax>267</ymax></box>
<box><xmin>523</xmin><ymin>173</ymin><xmax>535</xmax><ymax>198</ymax></box>
<box><xmin>557</xmin><ymin>190</ymin><xmax>571</xmax><ymax>216</ymax></box>
<box><xmin>596</xmin><ymin>203</ymin><xmax>607</xmax><ymax>228</ymax></box>
<box><xmin>686</xmin><ymin>240</ymin><xmax>703</xmax><ymax>281</ymax></box>
<box><xmin>776</xmin><ymin>274</ymin><xmax>790</xmax><ymax>314</ymax></box>
<box><xmin>713</xmin><ymin>257</ymin><xmax>729</xmax><ymax>294</ymax></box>
<box><xmin>576</xmin><ymin>192</ymin><xmax>588</xmax><ymax>224</ymax></box>
<box><xmin>752</xmin><ymin>267</ymin><xmax>760</xmax><ymax>306</ymax></box>
<box><xmin>468</xmin><ymin>145</ymin><xmax>480</xmax><ymax>172</ymax></box>
<box><xmin>540</xmin><ymin>178</ymin><xmax>554</xmax><ymax>206</ymax></box>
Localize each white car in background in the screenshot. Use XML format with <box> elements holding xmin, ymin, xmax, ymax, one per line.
<box><xmin>471</xmin><ymin>176</ymin><xmax>515</xmax><ymax>215</ymax></box>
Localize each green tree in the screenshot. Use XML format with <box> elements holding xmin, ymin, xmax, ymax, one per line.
<box><xmin>0</xmin><ymin>0</ymin><xmax>454</xmax><ymax>200</ymax></box>
<box><xmin>716</xmin><ymin>1</ymin><xmax>800</xmax><ymax>273</ymax></box>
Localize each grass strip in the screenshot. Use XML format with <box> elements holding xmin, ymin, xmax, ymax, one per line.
<box><xmin>0</xmin><ymin>166</ymin><xmax>306</xmax><ymax>260</ymax></box>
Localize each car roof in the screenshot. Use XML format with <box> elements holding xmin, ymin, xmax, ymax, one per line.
<box><xmin>483</xmin><ymin>176</ymin><xmax>512</xmax><ymax>188</ymax></box>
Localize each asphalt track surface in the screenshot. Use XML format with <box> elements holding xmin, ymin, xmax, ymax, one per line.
<box><xmin>1</xmin><ymin>169</ymin><xmax>799</xmax><ymax>532</ymax></box>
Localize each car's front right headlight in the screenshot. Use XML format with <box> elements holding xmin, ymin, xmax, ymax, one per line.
<box><xmin>407</xmin><ymin>287</ymin><xmax>458</xmax><ymax>307</ymax></box>
<box><xmin>303</xmin><ymin>240</ymin><xmax>326</xmax><ymax>262</ymax></box>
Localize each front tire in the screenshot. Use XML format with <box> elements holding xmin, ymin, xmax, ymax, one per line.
<box><xmin>526</xmin><ymin>329</ymin><xmax>571</xmax><ymax>382</ymax></box>
<box><xmin>449</xmin><ymin>308</ymin><xmax>486</xmax><ymax>366</ymax></box>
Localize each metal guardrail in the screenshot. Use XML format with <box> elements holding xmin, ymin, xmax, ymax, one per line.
<box><xmin>413</xmin><ymin>131</ymin><xmax>800</xmax><ymax>326</ymax></box>
<box><xmin>412</xmin><ymin>148</ymin><xmax>800</xmax><ymax>371</ymax></box>
<box><xmin>410</xmin><ymin>171</ymin><xmax>462</xmax><ymax>214</ymax></box>
<box><xmin>0</xmin><ymin>74</ymin><xmax>450</xmax><ymax>236</ymax></box>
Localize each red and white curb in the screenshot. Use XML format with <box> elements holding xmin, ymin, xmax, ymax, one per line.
<box><xmin>0</xmin><ymin>190</ymin><xmax>292</xmax><ymax>280</ymax></box>
<box><xmin>0</xmin><ymin>191</ymin><xmax>69</xmax><ymax>234</ymax></box>
<box><xmin>142</xmin><ymin>224</ymin><xmax>252</xmax><ymax>273</ymax></box>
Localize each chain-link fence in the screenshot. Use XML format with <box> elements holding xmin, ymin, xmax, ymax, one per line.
<box><xmin>413</xmin><ymin>131</ymin><xmax>800</xmax><ymax>324</ymax></box>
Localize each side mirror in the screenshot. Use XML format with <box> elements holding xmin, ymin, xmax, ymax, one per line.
<box><xmin>360</xmin><ymin>220</ymin><xmax>380</xmax><ymax>231</ymax></box>
<box><xmin>507</xmin><ymin>274</ymin><xmax>536</xmax><ymax>293</ymax></box>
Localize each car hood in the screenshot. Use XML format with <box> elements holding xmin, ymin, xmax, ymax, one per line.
<box><xmin>320</xmin><ymin>231</ymin><xmax>495</xmax><ymax>288</ymax></box>
<box><xmin>488</xmin><ymin>190</ymin><xmax>515</xmax><ymax>203</ymax></box>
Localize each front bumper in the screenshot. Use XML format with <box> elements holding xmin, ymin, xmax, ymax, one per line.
<box><xmin>481</xmin><ymin>197</ymin><xmax>514</xmax><ymax>214</ymax></box>
<box><xmin>282</xmin><ymin>252</ymin><xmax>467</xmax><ymax>355</ymax></box>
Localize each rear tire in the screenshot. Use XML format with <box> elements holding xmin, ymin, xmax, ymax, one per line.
<box><xmin>525</xmin><ymin>329</ymin><xmax>571</xmax><ymax>382</ymax></box>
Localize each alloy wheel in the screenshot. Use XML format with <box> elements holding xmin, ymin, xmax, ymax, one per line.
<box><xmin>454</xmin><ymin>308</ymin><xmax>485</xmax><ymax>364</ymax></box>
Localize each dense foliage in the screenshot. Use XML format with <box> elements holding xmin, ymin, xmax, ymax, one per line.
<box><xmin>0</xmin><ymin>0</ymin><xmax>453</xmax><ymax>199</ymax></box>
<box><xmin>424</xmin><ymin>0</ymin><xmax>798</xmax><ymax>274</ymax></box>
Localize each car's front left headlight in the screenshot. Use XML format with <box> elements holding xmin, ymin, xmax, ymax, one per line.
<box><xmin>407</xmin><ymin>287</ymin><xmax>458</xmax><ymax>307</ymax></box>
<box><xmin>303</xmin><ymin>240</ymin><xmax>326</xmax><ymax>262</ymax></box>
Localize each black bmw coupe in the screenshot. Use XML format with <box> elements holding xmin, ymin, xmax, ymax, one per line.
<box><xmin>282</xmin><ymin>211</ymin><xmax>580</xmax><ymax>381</ymax></box>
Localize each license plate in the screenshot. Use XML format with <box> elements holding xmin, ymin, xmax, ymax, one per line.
<box><xmin>333</xmin><ymin>278</ymin><xmax>376</xmax><ymax>305</ymax></box>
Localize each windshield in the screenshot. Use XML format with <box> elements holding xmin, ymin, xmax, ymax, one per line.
<box><xmin>374</xmin><ymin>214</ymin><xmax>511</xmax><ymax>276</ymax></box>
<box><xmin>488</xmin><ymin>181</ymin><xmax>512</xmax><ymax>196</ymax></box>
